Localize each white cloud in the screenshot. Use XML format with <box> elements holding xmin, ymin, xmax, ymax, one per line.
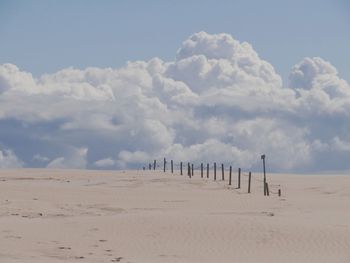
<box><xmin>330</xmin><ymin>137</ymin><xmax>350</xmax><ymax>152</ymax></box>
<box><xmin>117</xmin><ymin>151</ymin><xmax>150</xmax><ymax>169</ymax></box>
<box><xmin>0</xmin><ymin>148</ymin><xmax>23</xmax><ymax>168</ymax></box>
<box><xmin>291</xmin><ymin>57</ymin><xmax>350</xmax><ymax>115</ymax></box>
<box><xmin>33</xmin><ymin>154</ymin><xmax>50</xmax><ymax>162</ymax></box>
<box><xmin>169</xmin><ymin>32</ymin><xmax>283</xmax><ymax>94</ymax></box>
<box><xmin>1</xmin><ymin>32</ymin><xmax>350</xmax><ymax>172</ymax></box>
<box><xmin>47</xmin><ymin>147</ymin><xmax>88</xmax><ymax>169</ymax></box>
<box><xmin>289</xmin><ymin>57</ymin><xmax>338</xmax><ymax>90</ymax></box>
<box><xmin>94</xmin><ymin>158</ymin><xmax>115</xmax><ymax>168</ymax></box>
<box><xmin>0</xmin><ymin>64</ymin><xmax>37</xmax><ymax>94</ymax></box>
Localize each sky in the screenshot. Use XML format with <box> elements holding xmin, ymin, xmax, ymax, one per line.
<box><xmin>1</xmin><ymin>0</ymin><xmax>350</xmax><ymax>83</ymax></box>
<box><xmin>0</xmin><ymin>0</ymin><xmax>350</xmax><ymax>172</ymax></box>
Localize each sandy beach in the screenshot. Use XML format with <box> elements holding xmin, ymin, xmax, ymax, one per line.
<box><xmin>0</xmin><ymin>169</ymin><xmax>349</xmax><ymax>263</ymax></box>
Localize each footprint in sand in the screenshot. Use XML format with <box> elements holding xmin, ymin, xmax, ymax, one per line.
<box><xmin>58</xmin><ymin>246</ymin><xmax>71</xmax><ymax>250</ymax></box>
<box><xmin>261</xmin><ymin>211</ymin><xmax>275</xmax><ymax>216</ymax></box>
<box><xmin>111</xmin><ymin>257</ymin><xmax>123</xmax><ymax>262</ymax></box>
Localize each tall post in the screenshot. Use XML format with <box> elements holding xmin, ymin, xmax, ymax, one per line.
<box><xmin>248</xmin><ymin>172</ymin><xmax>251</xmax><ymax>193</ymax></box>
<box><xmin>153</xmin><ymin>160</ymin><xmax>156</xmax><ymax>170</ymax></box>
<box><xmin>229</xmin><ymin>166</ymin><xmax>232</xmax><ymax>185</ymax></box>
<box><xmin>214</xmin><ymin>162</ymin><xmax>216</xmax><ymax>180</ymax></box>
<box><xmin>221</xmin><ymin>163</ymin><xmax>224</xmax><ymax>181</ymax></box>
<box><xmin>180</xmin><ymin>162</ymin><xmax>183</xmax><ymax>175</ymax></box>
<box><xmin>191</xmin><ymin>164</ymin><xmax>194</xmax><ymax>176</ymax></box>
<box><xmin>265</xmin><ymin>182</ymin><xmax>269</xmax><ymax>196</ymax></box>
<box><xmin>163</xmin><ymin>158</ymin><xmax>166</xmax><ymax>173</ymax></box>
<box><xmin>207</xmin><ymin>163</ymin><xmax>209</xmax><ymax>178</ymax></box>
<box><xmin>188</xmin><ymin>162</ymin><xmax>191</xmax><ymax>178</ymax></box>
<box><xmin>238</xmin><ymin>168</ymin><xmax>241</xmax><ymax>189</ymax></box>
<box><xmin>149</xmin><ymin>163</ymin><xmax>151</xmax><ymax>170</ymax></box>
<box><xmin>261</xmin><ymin>154</ymin><xmax>266</xmax><ymax>196</ymax></box>
<box><xmin>201</xmin><ymin>163</ymin><xmax>203</xmax><ymax>178</ymax></box>
<box><xmin>171</xmin><ymin>160</ymin><xmax>173</xmax><ymax>174</ymax></box>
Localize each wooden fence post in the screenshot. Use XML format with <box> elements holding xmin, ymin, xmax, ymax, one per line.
<box><xmin>201</xmin><ymin>163</ymin><xmax>203</xmax><ymax>178</ymax></box>
<box><xmin>207</xmin><ymin>163</ymin><xmax>209</xmax><ymax>178</ymax></box>
<box><xmin>229</xmin><ymin>166</ymin><xmax>232</xmax><ymax>185</ymax></box>
<box><xmin>149</xmin><ymin>163</ymin><xmax>151</xmax><ymax>170</ymax></box>
<box><xmin>171</xmin><ymin>160</ymin><xmax>173</xmax><ymax>174</ymax></box>
<box><xmin>180</xmin><ymin>162</ymin><xmax>183</xmax><ymax>175</ymax></box>
<box><xmin>278</xmin><ymin>189</ymin><xmax>281</xmax><ymax>197</ymax></box>
<box><xmin>261</xmin><ymin>154</ymin><xmax>267</xmax><ymax>196</ymax></box>
<box><xmin>221</xmin><ymin>163</ymin><xmax>224</xmax><ymax>181</ymax></box>
<box><xmin>265</xmin><ymin>182</ymin><xmax>269</xmax><ymax>196</ymax></box>
<box><xmin>191</xmin><ymin>164</ymin><xmax>194</xmax><ymax>176</ymax></box>
<box><xmin>188</xmin><ymin>163</ymin><xmax>191</xmax><ymax>178</ymax></box>
<box><xmin>153</xmin><ymin>160</ymin><xmax>156</xmax><ymax>170</ymax></box>
<box><xmin>214</xmin><ymin>162</ymin><xmax>216</xmax><ymax>180</ymax></box>
<box><xmin>238</xmin><ymin>168</ymin><xmax>241</xmax><ymax>189</ymax></box>
<box><xmin>248</xmin><ymin>172</ymin><xmax>251</xmax><ymax>193</ymax></box>
<box><xmin>163</xmin><ymin>158</ymin><xmax>166</xmax><ymax>172</ymax></box>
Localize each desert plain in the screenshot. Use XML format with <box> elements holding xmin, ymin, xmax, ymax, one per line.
<box><xmin>0</xmin><ymin>168</ymin><xmax>349</xmax><ymax>263</ymax></box>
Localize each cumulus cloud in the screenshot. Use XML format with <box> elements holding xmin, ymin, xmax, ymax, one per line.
<box><xmin>174</xmin><ymin>31</ymin><xmax>283</xmax><ymax>92</ymax></box>
<box><xmin>289</xmin><ymin>57</ymin><xmax>350</xmax><ymax>117</ymax></box>
<box><xmin>1</xmin><ymin>31</ymin><xmax>350</xmax><ymax>172</ymax></box>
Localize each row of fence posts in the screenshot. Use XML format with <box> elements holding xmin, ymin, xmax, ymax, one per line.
<box><xmin>144</xmin><ymin>157</ymin><xmax>281</xmax><ymax>197</ymax></box>
<box><xmin>145</xmin><ymin>159</ymin><xmax>254</xmax><ymax>194</ymax></box>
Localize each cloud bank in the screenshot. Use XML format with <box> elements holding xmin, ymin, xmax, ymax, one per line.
<box><xmin>1</xmin><ymin>31</ymin><xmax>350</xmax><ymax>172</ymax></box>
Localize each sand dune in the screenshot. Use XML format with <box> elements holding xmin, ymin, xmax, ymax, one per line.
<box><xmin>0</xmin><ymin>169</ymin><xmax>349</xmax><ymax>262</ymax></box>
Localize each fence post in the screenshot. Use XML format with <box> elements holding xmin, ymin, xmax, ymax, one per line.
<box><xmin>248</xmin><ymin>172</ymin><xmax>251</xmax><ymax>193</ymax></box>
<box><xmin>171</xmin><ymin>160</ymin><xmax>173</xmax><ymax>174</ymax></box>
<box><xmin>278</xmin><ymin>189</ymin><xmax>281</xmax><ymax>197</ymax></box>
<box><xmin>163</xmin><ymin>158</ymin><xmax>166</xmax><ymax>172</ymax></box>
<box><xmin>201</xmin><ymin>163</ymin><xmax>203</xmax><ymax>178</ymax></box>
<box><xmin>229</xmin><ymin>166</ymin><xmax>232</xmax><ymax>185</ymax></box>
<box><xmin>153</xmin><ymin>160</ymin><xmax>156</xmax><ymax>170</ymax></box>
<box><xmin>207</xmin><ymin>163</ymin><xmax>209</xmax><ymax>178</ymax></box>
<box><xmin>261</xmin><ymin>154</ymin><xmax>267</xmax><ymax>196</ymax></box>
<box><xmin>265</xmin><ymin>182</ymin><xmax>269</xmax><ymax>196</ymax></box>
<box><xmin>180</xmin><ymin>162</ymin><xmax>183</xmax><ymax>175</ymax></box>
<box><xmin>214</xmin><ymin>162</ymin><xmax>216</xmax><ymax>180</ymax></box>
<box><xmin>188</xmin><ymin>163</ymin><xmax>191</xmax><ymax>178</ymax></box>
<box><xmin>238</xmin><ymin>168</ymin><xmax>241</xmax><ymax>189</ymax></box>
<box><xmin>221</xmin><ymin>163</ymin><xmax>224</xmax><ymax>181</ymax></box>
<box><xmin>191</xmin><ymin>164</ymin><xmax>194</xmax><ymax>176</ymax></box>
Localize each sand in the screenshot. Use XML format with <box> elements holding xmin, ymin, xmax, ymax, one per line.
<box><xmin>0</xmin><ymin>168</ymin><xmax>349</xmax><ymax>263</ymax></box>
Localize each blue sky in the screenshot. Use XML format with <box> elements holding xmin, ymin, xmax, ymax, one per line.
<box><xmin>1</xmin><ymin>0</ymin><xmax>349</xmax><ymax>84</ymax></box>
